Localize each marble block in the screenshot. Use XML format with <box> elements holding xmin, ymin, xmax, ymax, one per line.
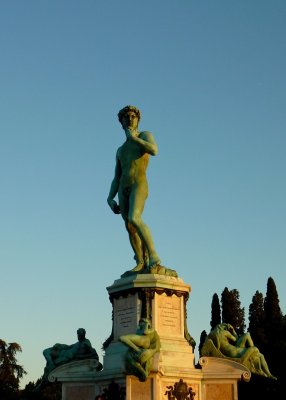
<box><xmin>98</xmin><ymin>275</ymin><xmax>251</xmax><ymax>400</ymax></box>
<box><xmin>48</xmin><ymin>359</ymin><xmax>102</xmax><ymax>400</ymax></box>
<box><xmin>62</xmin><ymin>383</ymin><xmax>95</xmax><ymax>400</ymax></box>
<box><xmin>113</xmin><ymin>292</ymin><xmax>141</xmax><ymax>340</ymax></box>
<box><xmin>104</xmin><ymin>274</ymin><xmax>195</xmax><ymax>378</ymax></box>
<box><xmin>199</xmin><ymin>357</ymin><xmax>251</xmax><ymax>400</ymax></box>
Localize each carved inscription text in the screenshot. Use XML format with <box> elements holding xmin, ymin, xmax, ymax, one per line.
<box><xmin>156</xmin><ymin>293</ymin><xmax>182</xmax><ymax>337</ymax></box>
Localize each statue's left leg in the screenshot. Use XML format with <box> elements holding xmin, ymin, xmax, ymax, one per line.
<box><xmin>128</xmin><ymin>185</ymin><xmax>160</xmax><ymax>268</ymax></box>
<box><xmin>259</xmin><ymin>354</ymin><xmax>277</xmax><ymax>379</ymax></box>
<box><xmin>119</xmin><ymin>190</ymin><xmax>145</xmax><ymax>270</ymax></box>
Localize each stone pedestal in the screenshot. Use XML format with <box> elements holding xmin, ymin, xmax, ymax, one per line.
<box><xmin>199</xmin><ymin>357</ymin><xmax>251</xmax><ymax>400</ymax></box>
<box><xmin>103</xmin><ymin>274</ymin><xmax>195</xmax><ymax>377</ymax></box>
<box><xmin>94</xmin><ymin>274</ymin><xmax>250</xmax><ymax>400</ymax></box>
<box><xmin>50</xmin><ymin>274</ymin><xmax>251</xmax><ymax>400</ymax></box>
<box><xmin>48</xmin><ymin>359</ymin><xmax>101</xmax><ymax>400</ymax></box>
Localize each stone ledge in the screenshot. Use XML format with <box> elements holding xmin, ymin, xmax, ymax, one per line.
<box><xmin>199</xmin><ymin>357</ymin><xmax>251</xmax><ymax>382</ymax></box>
<box><xmin>48</xmin><ymin>359</ymin><xmax>102</xmax><ymax>383</ymax></box>
<box><xmin>107</xmin><ymin>273</ymin><xmax>191</xmax><ymax>295</ymax></box>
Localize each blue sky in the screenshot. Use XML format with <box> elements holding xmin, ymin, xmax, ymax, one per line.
<box><xmin>1</xmin><ymin>0</ymin><xmax>285</xmax><ymax>387</ymax></box>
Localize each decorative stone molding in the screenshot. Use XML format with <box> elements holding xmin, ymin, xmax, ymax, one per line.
<box><xmin>48</xmin><ymin>359</ymin><xmax>102</xmax><ymax>383</ymax></box>
<box><xmin>199</xmin><ymin>357</ymin><xmax>251</xmax><ymax>382</ymax></box>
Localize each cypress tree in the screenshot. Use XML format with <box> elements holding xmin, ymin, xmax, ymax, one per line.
<box><xmin>221</xmin><ymin>287</ymin><xmax>245</xmax><ymax>335</ymax></box>
<box><xmin>263</xmin><ymin>277</ymin><xmax>283</xmax><ymax>380</ymax></box>
<box><xmin>264</xmin><ymin>277</ymin><xmax>282</xmax><ymax>338</ymax></box>
<box><xmin>198</xmin><ymin>330</ymin><xmax>207</xmax><ymax>357</ymax></box>
<box><xmin>210</xmin><ymin>293</ymin><xmax>221</xmax><ymax>330</ymax></box>
<box><xmin>248</xmin><ymin>290</ymin><xmax>266</xmax><ymax>352</ymax></box>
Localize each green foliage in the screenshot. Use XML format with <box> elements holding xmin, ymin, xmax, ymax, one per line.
<box><xmin>264</xmin><ymin>277</ymin><xmax>282</xmax><ymax>338</ymax></box>
<box><xmin>248</xmin><ymin>290</ymin><xmax>266</xmax><ymax>351</ymax></box>
<box><xmin>208</xmin><ymin>277</ymin><xmax>285</xmax><ymax>399</ymax></box>
<box><xmin>210</xmin><ymin>293</ymin><xmax>221</xmax><ymax>330</ymax></box>
<box><xmin>19</xmin><ymin>379</ymin><xmax>61</xmax><ymax>400</ymax></box>
<box><xmin>263</xmin><ymin>277</ymin><xmax>285</xmax><ymax>381</ymax></box>
<box><xmin>238</xmin><ymin>374</ymin><xmax>280</xmax><ymax>400</ymax></box>
<box><xmin>198</xmin><ymin>330</ymin><xmax>207</xmax><ymax>357</ymax></box>
<box><xmin>221</xmin><ymin>287</ymin><xmax>245</xmax><ymax>335</ymax></box>
<box><xmin>0</xmin><ymin>340</ymin><xmax>26</xmax><ymax>400</ymax></box>
<box><xmin>245</xmin><ymin>277</ymin><xmax>286</xmax><ymax>398</ymax></box>
<box><xmin>38</xmin><ymin>382</ymin><xmax>61</xmax><ymax>400</ymax></box>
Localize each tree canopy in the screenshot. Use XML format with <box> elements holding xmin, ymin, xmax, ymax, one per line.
<box><xmin>210</xmin><ymin>293</ymin><xmax>221</xmax><ymax>330</ymax></box>
<box><xmin>201</xmin><ymin>277</ymin><xmax>285</xmax><ymax>399</ymax></box>
<box><xmin>221</xmin><ymin>287</ymin><xmax>245</xmax><ymax>335</ymax></box>
<box><xmin>0</xmin><ymin>340</ymin><xmax>26</xmax><ymax>400</ymax></box>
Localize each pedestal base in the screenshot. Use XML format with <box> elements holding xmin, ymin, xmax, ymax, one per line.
<box><xmin>48</xmin><ymin>359</ymin><xmax>102</xmax><ymax>400</ymax></box>
<box><xmin>93</xmin><ymin>357</ymin><xmax>249</xmax><ymax>400</ymax></box>
<box><xmin>49</xmin><ymin>274</ymin><xmax>250</xmax><ymax>400</ymax></box>
<box><xmin>62</xmin><ymin>383</ymin><xmax>96</xmax><ymax>400</ymax></box>
<box><xmin>104</xmin><ymin>274</ymin><xmax>195</xmax><ymax>378</ymax></box>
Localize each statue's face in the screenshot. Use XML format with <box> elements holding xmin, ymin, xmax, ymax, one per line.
<box><xmin>121</xmin><ymin>110</ymin><xmax>139</xmax><ymax>130</ymax></box>
<box><xmin>138</xmin><ymin>319</ymin><xmax>151</xmax><ymax>335</ymax></box>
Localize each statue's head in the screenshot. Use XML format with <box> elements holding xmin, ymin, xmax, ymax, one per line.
<box><xmin>118</xmin><ymin>105</ymin><xmax>141</xmax><ymax>129</ymax></box>
<box><xmin>139</xmin><ymin>318</ymin><xmax>150</xmax><ymax>325</ymax></box>
<box><xmin>138</xmin><ymin>318</ymin><xmax>152</xmax><ymax>335</ymax></box>
<box><xmin>77</xmin><ymin>328</ymin><xmax>86</xmax><ymax>341</ymax></box>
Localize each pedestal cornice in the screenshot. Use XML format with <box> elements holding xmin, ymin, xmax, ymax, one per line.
<box><xmin>107</xmin><ymin>273</ymin><xmax>191</xmax><ymax>302</ymax></box>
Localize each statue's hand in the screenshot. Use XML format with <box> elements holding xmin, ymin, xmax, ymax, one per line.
<box><xmin>132</xmin><ymin>348</ymin><xmax>144</xmax><ymax>362</ymax></box>
<box><xmin>108</xmin><ymin>199</ymin><xmax>121</xmax><ymax>214</ymax></box>
<box><xmin>125</xmin><ymin>128</ymin><xmax>137</xmax><ymax>140</ymax></box>
<box><xmin>138</xmin><ymin>349</ymin><xmax>154</xmax><ymax>364</ymax></box>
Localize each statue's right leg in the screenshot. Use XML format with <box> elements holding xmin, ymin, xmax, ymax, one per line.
<box><xmin>119</xmin><ymin>191</ymin><xmax>145</xmax><ymax>270</ymax></box>
<box><xmin>125</xmin><ymin>221</ymin><xmax>145</xmax><ymax>271</ymax></box>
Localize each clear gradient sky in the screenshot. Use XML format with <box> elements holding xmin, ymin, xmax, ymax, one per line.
<box><xmin>1</xmin><ymin>0</ymin><xmax>285</xmax><ymax>387</ymax></box>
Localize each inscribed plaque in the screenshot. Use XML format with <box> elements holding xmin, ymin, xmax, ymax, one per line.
<box><xmin>113</xmin><ymin>294</ymin><xmax>141</xmax><ymax>339</ymax></box>
<box><xmin>156</xmin><ymin>293</ymin><xmax>183</xmax><ymax>337</ymax></box>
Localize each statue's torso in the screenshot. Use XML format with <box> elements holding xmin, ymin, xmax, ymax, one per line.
<box><xmin>118</xmin><ymin>134</ymin><xmax>149</xmax><ymax>188</ymax></box>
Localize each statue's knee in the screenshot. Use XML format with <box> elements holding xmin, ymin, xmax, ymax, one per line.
<box><xmin>126</xmin><ymin>221</ymin><xmax>136</xmax><ymax>234</ymax></box>
<box><xmin>128</xmin><ymin>213</ymin><xmax>141</xmax><ymax>228</ymax></box>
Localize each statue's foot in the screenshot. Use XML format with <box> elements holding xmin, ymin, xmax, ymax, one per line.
<box><xmin>139</xmin><ymin>374</ymin><xmax>147</xmax><ymax>382</ymax></box>
<box><xmin>148</xmin><ymin>259</ymin><xmax>161</xmax><ymax>269</ymax></box>
<box><xmin>130</xmin><ymin>261</ymin><xmax>145</xmax><ymax>272</ymax></box>
<box><xmin>121</xmin><ymin>261</ymin><xmax>145</xmax><ymax>278</ymax></box>
<box><xmin>137</xmin><ymin>368</ymin><xmax>148</xmax><ymax>382</ymax></box>
<box><xmin>269</xmin><ymin>374</ymin><xmax>277</xmax><ymax>380</ymax></box>
<box><xmin>149</xmin><ymin>263</ymin><xmax>165</xmax><ymax>275</ymax></box>
<box><xmin>148</xmin><ymin>261</ymin><xmax>178</xmax><ymax>278</ymax></box>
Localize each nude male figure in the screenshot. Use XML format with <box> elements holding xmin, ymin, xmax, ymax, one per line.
<box><xmin>41</xmin><ymin>328</ymin><xmax>102</xmax><ymax>385</ymax></box>
<box><xmin>107</xmin><ymin>105</ymin><xmax>160</xmax><ymax>273</ymax></box>
<box><xmin>119</xmin><ymin>318</ymin><xmax>160</xmax><ymax>381</ymax></box>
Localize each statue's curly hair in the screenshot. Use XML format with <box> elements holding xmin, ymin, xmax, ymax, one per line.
<box><xmin>118</xmin><ymin>105</ymin><xmax>141</xmax><ymax>125</ymax></box>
